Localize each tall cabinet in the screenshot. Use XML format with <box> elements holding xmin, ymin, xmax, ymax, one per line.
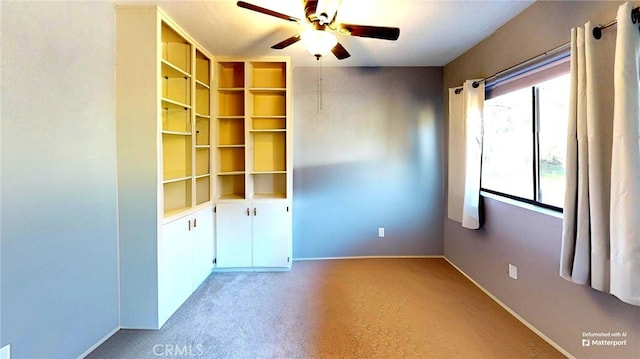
<box><xmin>116</xmin><ymin>6</ymin><xmax>215</xmax><ymax>329</ymax></box>
<box><xmin>215</xmin><ymin>59</ymin><xmax>293</xmax><ymax>270</ymax></box>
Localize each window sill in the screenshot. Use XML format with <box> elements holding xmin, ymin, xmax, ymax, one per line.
<box><xmin>480</xmin><ymin>191</ymin><xmax>563</xmax><ymax>219</ymax></box>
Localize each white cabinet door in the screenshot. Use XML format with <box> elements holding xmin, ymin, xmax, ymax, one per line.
<box><xmin>216</xmin><ymin>202</ymin><xmax>253</xmax><ymax>268</ymax></box>
<box><xmin>252</xmin><ymin>203</ymin><xmax>291</xmax><ymax>268</ymax></box>
<box><xmin>159</xmin><ymin>217</ymin><xmax>192</xmax><ymax>326</ymax></box>
<box><xmin>191</xmin><ymin>207</ymin><xmax>214</xmax><ymax>290</ymax></box>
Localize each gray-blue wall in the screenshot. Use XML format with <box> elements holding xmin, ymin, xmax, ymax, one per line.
<box><xmin>292</xmin><ymin>67</ymin><xmax>444</xmax><ymax>258</ymax></box>
<box><xmin>1</xmin><ymin>2</ymin><xmax>119</xmax><ymax>357</ymax></box>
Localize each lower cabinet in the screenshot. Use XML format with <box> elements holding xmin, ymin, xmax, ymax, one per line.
<box><xmin>158</xmin><ymin>207</ymin><xmax>214</xmax><ymax>326</ymax></box>
<box><xmin>216</xmin><ymin>202</ymin><xmax>291</xmax><ymax>269</ymax></box>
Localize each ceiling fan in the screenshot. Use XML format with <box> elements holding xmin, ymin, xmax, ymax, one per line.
<box><xmin>237</xmin><ymin>0</ymin><xmax>400</xmax><ymax>60</ymax></box>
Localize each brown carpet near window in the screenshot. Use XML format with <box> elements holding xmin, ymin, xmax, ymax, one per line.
<box><xmin>87</xmin><ymin>258</ymin><xmax>564</xmax><ymax>358</ymax></box>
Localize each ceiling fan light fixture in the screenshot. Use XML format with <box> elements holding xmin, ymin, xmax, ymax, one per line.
<box><xmin>301</xmin><ymin>29</ymin><xmax>337</xmax><ymax>58</ymax></box>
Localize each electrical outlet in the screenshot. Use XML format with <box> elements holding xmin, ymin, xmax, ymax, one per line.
<box><xmin>378</xmin><ymin>227</ymin><xmax>385</xmax><ymax>238</ymax></box>
<box><xmin>509</xmin><ymin>264</ymin><xmax>518</xmax><ymax>280</ymax></box>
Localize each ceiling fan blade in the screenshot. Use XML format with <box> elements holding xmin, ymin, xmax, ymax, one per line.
<box><xmin>331</xmin><ymin>42</ymin><xmax>351</xmax><ymax>60</ymax></box>
<box><xmin>237</xmin><ymin>1</ymin><xmax>300</xmax><ymax>23</ymax></box>
<box><xmin>338</xmin><ymin>24</ymin><xmax>400</xmax><ymax>40</ymax></box>
<box><xmin>271</xmin><ymin>35</ymin><xmax>302</xmax><ymax>50</ymax></box>
<box><xmin>304</xmin><ymin>0</ymin><xmax>319</xmax><ymax>22</ymax></box>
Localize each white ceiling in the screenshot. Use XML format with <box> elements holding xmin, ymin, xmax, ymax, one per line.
<box><xmin>129</xmin><ymin>0</ymin><xmax>535</xmax><ymax>67</ymax></box>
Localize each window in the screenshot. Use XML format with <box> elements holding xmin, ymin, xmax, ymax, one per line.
<box><xmin>481</xmin><ymin>58</ymin><xmax>570</xmax><ymax>211</ymax></box>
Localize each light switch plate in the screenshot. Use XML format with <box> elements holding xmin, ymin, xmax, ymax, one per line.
<box><xmin>378</xmin><ymin>227</ymin><xmax>385</xmax><ymax>237</ymax></box>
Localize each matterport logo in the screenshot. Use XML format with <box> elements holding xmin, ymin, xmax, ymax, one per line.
<box><xmin>153</xmin><ymin>343</ymin><xmax>204</xmax><ymax>357</ymax></box>
<box><xmin>582</xmin><ymin>331</ymin><xmax>628</xmax><ymax>347</ymax></box>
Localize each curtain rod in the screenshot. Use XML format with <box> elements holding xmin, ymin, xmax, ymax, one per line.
<box><xmin>594</xmin><ymin>5</ymin><xmax>639</xmax><ymax>39</ymax></box>
<box><xmin>453</xmin><ymin>41</ymin><xmax>569</xmax><ymax>94</ymax></box>
<box><xmin>454</xmin><ymin>6</ymin><xmax>639</xmax><ymax>95</ymax></box>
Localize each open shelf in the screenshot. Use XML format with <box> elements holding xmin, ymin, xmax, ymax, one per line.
<box><xmin>161</xmin><ymin>22</ymin><xmax>190</xmax><ymax>74</ymax></box>
<box><xmin>195</xmin><ymin>176</ymin><xmax>210</xmax><ymax>205</ymax></box>
<box><xmin>162</xmin><ymin>107</ymin><xmax>191</xmax><ymax>133</ymax></box>
<box><xmin>218</xmin><ymin>62</ymin><xmax>245</xmax><ymax>88</ymax></box>
<box><xmin>163</xmin><ymin>134</ymin><xmax>192</xmax><ymax>180</ymax></box>
<box><xmin>217</xmin><ymin>174</ymin><xmax>245</xmax><ymax>199</ymax></box>
<box><xmin>218</xmin><ymin>117</ymin><xmax>245</xmax><ymax>145</ymax></box>
<box><xmin>196</xmin><ymin>88</ymin><xmax>210</xmax><ymax>116</ymax></box>
<box><xmin>252</xmin><ymin>173</ymin><xmax>286</xmax><ymax>199</ymax></box>
<box><xmin>196</xmin><ymin>148</ymin><xmax>210</xmax><ymax>176</ymax></box>
<box><xmin>251</xmin><ymin>62</ymin><xmax>286</xmax><ymax>89</ymax></box>
<box><xmin>217</xmin><ymin>90</ymin><xmax>244</xmax><ymax>117</ymax></box>
<box><xmin>195</xmin><ymin>50</ymin><xmax>210</xmax><ymax>84</ymax></box>
<box><xmin>251</xmin><ymin>90</ymin><xmax>286</xmax><ymax>117</ymax></box>
<box><xmin>253</xmin><ymin>132</ymin><xmax>285</xmax><ymax>172</ymax></box>
<box><xmin>164</xmin><ymin>179</ymin><xmax>192</xmax><ymax>217</ymax></box>
<box><xmin>252</xmin><ymin>116</ymin><xmax>286</xmax><ymax>130</ymax></box>
<box><xmin>219</xmin><ymin>147</ymin><xmax>245</xmax><ymax>173</ymax></box>
<box><xmin>195</xmin><ymin>118</ymin><xmax>209</xmax><ymax>146</ymax></box>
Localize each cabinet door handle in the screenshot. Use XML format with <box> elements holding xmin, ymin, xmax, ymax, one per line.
<box><xmin>254</xmin><ymin>208</ymin><xmax>257</xmax><ymax>216</ymax></box>
<box><xmin>193</xmin><ymin>218</ymin><xmax>197</xmax><ymax>228</ymax></box>
<box><xmin>246</xmin><ymin>208</ymin><xmax>250</xmax><ymax>216</ymax></box>
<box><xmin>188</xmin><ymin>220</ymin><xmax>191</xmax><ymax>231</ymax></box>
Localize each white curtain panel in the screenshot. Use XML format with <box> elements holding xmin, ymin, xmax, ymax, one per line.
<box><xmin>461</xmin><ymin>80</ymin><xmax>484</xmax><ymax>229</ymax></box>
<box><xmin>447</xmin><ymin>81</ymin><xmax>484</xmax><ymax>229</ymax></box>
<box><xmin>561</xmin><ymin>2</ymin><xmax>639</xmax><ymax>306</ymax></box>
<box><xmin>447</xmin><ymin>87</ymin><xmax>465</xmax><ymax>223</ymax></box>
<box><xmin>610</xmin><ymin>2</ymin><xmax>640</xmax><ymax>306</ymax></box>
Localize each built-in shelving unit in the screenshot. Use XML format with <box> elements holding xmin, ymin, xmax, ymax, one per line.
<box><xmin>115</xmin><ymin>6</ymin><xmax>215</xmax><ymax>330</ymax></box>
<box><xmin>214</xmin><ymin>58</ymin><xmax>292</xmax><ymax>270</ymax></box>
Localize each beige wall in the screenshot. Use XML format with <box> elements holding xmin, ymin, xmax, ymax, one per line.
<box><xmin>443</xmin><ymin>1</ymin><xmax>640</xmax><ymax>358</ymax></box>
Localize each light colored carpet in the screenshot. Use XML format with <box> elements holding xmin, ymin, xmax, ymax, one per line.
<box><xmin>86</xmin><ymin>258</ymin><xmax>564</xmax><ymax>358</ymax></box>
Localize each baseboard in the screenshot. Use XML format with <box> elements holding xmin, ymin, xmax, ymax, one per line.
<box><xmin>293</xmin><ymin>255</ymin><xmax>445</xmax><ymax>261</ymax></box>
<box><xmin>443</xmin><ymin>257</ymin><xmax>574</xmax><ymax>359</ymax></box>
<box><xmin>77</xmin><ymin>326</ymin><xmax>119</xmax><ymax>359</ymax></box>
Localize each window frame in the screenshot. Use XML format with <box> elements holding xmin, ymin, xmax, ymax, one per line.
<box><xmin>480</xmin><ymin>59</ymin><xmax>570</xmax><ymax>214</ymax></box>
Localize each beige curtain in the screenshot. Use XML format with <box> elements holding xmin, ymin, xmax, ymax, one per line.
<box><xmin>561</xmin><ymin>2</ymin><xmax>639</xmax><ymax>306</ymax></box>
<box><xmin>610</xmin><ymin>2</ymin><xmax>640</xmax><ymax>306</ymax></box>
<box><xmin>447</xmin><ymin>80</ymin><xmax>484</xmax><ymax>229</ymax></box>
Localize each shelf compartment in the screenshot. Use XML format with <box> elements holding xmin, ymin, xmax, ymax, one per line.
<box><xmin>161</xmin><ymin>22</ymin><xmax>191</xmax><ymax>74</ymax></box>
<box><xmin>252</xmin><ymin>173</ymin><xmax>286</xmax><ymax>199</ymax></box>
<box><xmin>162</xmin><ymin>76</ymin><xmax>191</xmax><ymax>107</ymax></box>
<box><xmin>163</xmin><ymin>133</ymin><xmax>192</xmax><ymax>180</ymax></box>
<box><xmin>217</xmin><ymin>62</ymin><xmax>245</xmax><ymax>88</ymax></box>
<box><xmin>195</xmin><ymin>50</ymin><xmax>210</xmax><ymax>84</ymax></box>
<box><xmin>164</xmin><ymin>178</ymin><xmax>192</xmax><ymax>216</ymax></box>
<box><xmin>251</xmin><ymin>62</ymin><xmax>286</xmax><ymax>88</ymax></box>
<box><xmin>196</xmin><ymin>87</ymin><xmax>210</xmax><ymax>116</ymax></box>
<box><xmin>217</xmin><ymin>174</ymin><xmax>245</xmax><ymax>199</ymax></box>
<box><xmin>195</xmin><ymin>117</ymin><xmax>210</xmax><ymax>146</ymax></box>
<box><xmin>218</xmin><ymin>90</ymin><xmax>245</xmax><ymax>117</ymax></box>
<box><xmin>195</xmin><ymin>176</ymin><xmax>210</xmax><ymax>205</ymax></box>
<box><xmin>162</xmin><ymin>106</ymin><xmax>191</xmax><ymax>133</ymax></box>
<box><xmin>252</xmin><ymin>117</ymin><xmax>286</xmax><ymax>130</ymax></box>
<box><xmin>251</xmin><ymin>91</ymin><xmax>286</xmax><ymax>117</ymax></box>
<box><xmin>218</xmin><ymin>117</ymin><xmax>245</xmax><ymax>146</ymax></box>
<box><xmin>195</xmin><ymin>148</ymin><xmax>210</xmax><ymax>176</ymax></box>
<box><xmin>253</xmin><ymin>131</ymin><xmax>285</xmax><ymax>172</ymax></box>
<box><xmin>219</xmin><ymin>147</ymin><xmax>245</xmax><ymax>173</ymax></box>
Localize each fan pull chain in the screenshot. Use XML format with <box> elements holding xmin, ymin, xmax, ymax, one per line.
<box><xmin>320</xmin><ymin>57</ymin><xmax>324</xmax><ymax>111</ymax></box>
<box><xmin>316</xmin><ymin>58</ymin><xmax>323</xmax><ymax>113</ymax></box>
